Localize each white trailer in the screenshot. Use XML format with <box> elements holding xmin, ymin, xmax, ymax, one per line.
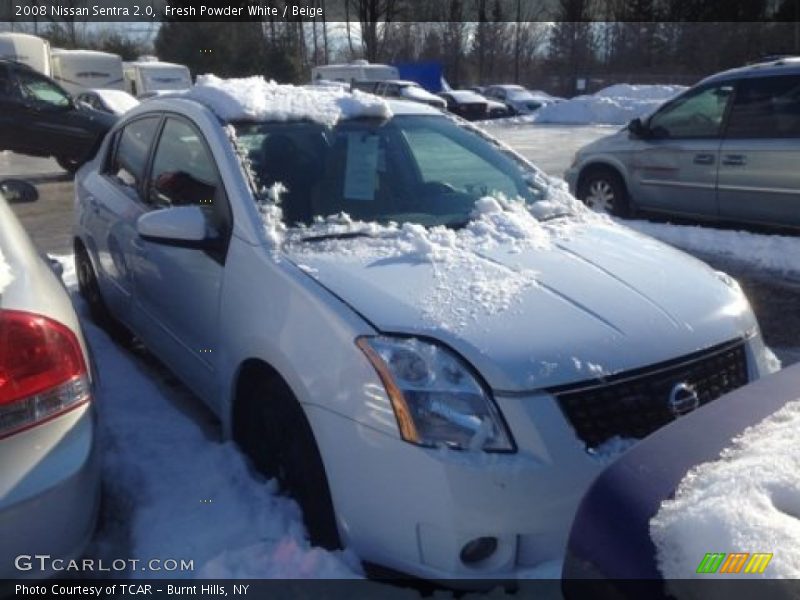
<box><xmin>311</xmin><ymin>60</ymin><xmax>398</xmax><ymax>84</ymax></box>
<box><xmin>50</xmin><ymin>49</ymin><xmax>124</xmax><ymax>95</ymax></box>
<box><xmin>0</xmin><ymin>33</ymin><xmax>51</xmax><ymax>75</ymax></box>
<box><xmin>123</xmin><ymin>60</ymin><xmax>192</xmax><ymax>97</ymax></box>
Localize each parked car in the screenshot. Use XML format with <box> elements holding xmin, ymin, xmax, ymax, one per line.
<box><xmin>372</xmin><ymin>79</ymin><xmax>446</xmax><ymax>109</ymax></box>
<box><xmin>0</xmin><ymin>59</ymin><xmax>117</xmax><ymax>172</ymax></box>
<box><xmin>0</xmin><ymin>181</ymin><xmax>99</xmax><ymax>579</ymax></box>
<box><xmin>565</xmin><ymin>57</ymin><xmax>800</xmax><ymax>228</ymax></box>
<box><xmin>484</xmin><ymin>84</ymin><xmax>551</xmax><ymax>115</ymax></box>
<box><xmin>562</xmin><ymin>363</ymin><xmax>800</xmax><ymax>597</ymax></box>
<box><xmin>76</xmin><ymin>88</ymin><xmax>139</xmax><ymax>116</ymax></box>
<box><xmin>74</xmin><ymin>81</ymin><xmax>772</xmax><ymax>581</ymax></box>
<box><xmin>438</xmin><ymin>90</ymin><xmax>490</xmax><ymax>120</ymax></box>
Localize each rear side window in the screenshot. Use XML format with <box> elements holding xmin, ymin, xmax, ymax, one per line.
<box><xmin>107</xmin><ymin>116</ymin><xmax>161</xmax><ymax>193</ymax></box>
<box><xmin>726</xmin><ymin>75</ymin><xmax>800</xmax><ymax>138</ymax></box>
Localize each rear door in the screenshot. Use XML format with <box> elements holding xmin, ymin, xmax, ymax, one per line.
<box><xmin>629</xmin><ymin>82</ymin><xmax>734</xmax><ymax>217</ymax></box>
<box><xmin>87</xmin><ymin>115</ymin><xmax>162</xmax><ymax>326</ymax></box>
<box><xmin>717</xmin><ymin>74</ymin><xmax>800</xmax><ymax>228</ymax></box>
<box><xmin>130</xmin><ymin>115</ymin><xmax>232</xmax><ymax>402</ymax></box>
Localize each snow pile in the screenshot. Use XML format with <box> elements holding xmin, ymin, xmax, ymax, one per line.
<box><xmin>623</xmin><ymin>219</ymin><xmax>800</xmax><ymax>280</ymax></box>
<box><xmin>594</xmin><ymin>83</ymin><xmax>687</xmax><ymax>101</ymax></box>
<box><xmin>0</xmin><ymin>248</ymin><xmax>11</xmax><ymax>293</ymax></box>
<box><xmin>56</xmin><ymin>262</ymin><xmax>359</xmax><ymax>579</ymax></box>
<box><xmin>186</xmin><ymin>74</ymin><xmax>392</xmax><ymax>126</ymax></box>
<box><xmin>485</xmin><ymin>84</ymin><xmax>685</xmax><ymax>125</ymax></box>
<box><xmin>651</xmin><ymin>398</ymin><xmax>800</xmax><ymax>581</ymax></box>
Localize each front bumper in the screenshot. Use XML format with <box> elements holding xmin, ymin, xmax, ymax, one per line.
<box><xmin>0</xmin><ymin>404</ymin><xmax>100</xmax><ymax>580</ymax></box>
<box><xmin>306</xmin><ymin>336</ymin><xmax>770</xmax><ymax>581</ymax></box>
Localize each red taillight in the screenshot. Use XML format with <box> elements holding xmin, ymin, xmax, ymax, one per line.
<box><xmin>0</xmin><ymin>310</ymin><xmax>90</xmax><ymax>439</ymax></box>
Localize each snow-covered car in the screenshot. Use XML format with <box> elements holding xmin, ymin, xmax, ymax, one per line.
<box><xmin>484</xmin><ymin>84</ymin><xmax>552</xmax><ymax>115</ymax></box>
<box><xmin>0</xmin><ymin>181</ymin><xmax>99</xmax><ymax>579</ymax></box>
<box><xmin>563</xmin><ymin>363</ymin><xmax>798</xmax><ymax>591</ymax></box>
<box><xmin>565</xmin><ymin>60</ymin><xmax>800</xmax><ymax>228</ymax></box>
<box><xmin>373</xmin><ymin>79</ymin><xmax>446</xmax><ymax>109</ymax></box>
<box><xmin>73</xmin><ymin>75</ymin><xmax>772</xmax><ymax>581</ymax></box>
<box><xmin>438</xmin><ymin>90</ymin><xmax>512</xmax><ymax>121</ymax></box>
<box><xmin>75</xmin><ymin>88</ymin><xmax>140</xmax><ymax>116</ymax></box>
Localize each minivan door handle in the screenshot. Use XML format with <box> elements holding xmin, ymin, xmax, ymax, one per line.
<box><xmin>722</xmin><ymin>154</ymin><xmax>747</xmax><ymax>166</ymax></box>
<box><xmin>693</xmin><ymin>153</ymin><xmax>715</xmax><ymax>165</ymax></box>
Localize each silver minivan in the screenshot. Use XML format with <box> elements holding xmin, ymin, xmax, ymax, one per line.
<box><xmin>565</xmin><ymin>58</ymin><xmax>800</xmax><ymax>228</ymax></box>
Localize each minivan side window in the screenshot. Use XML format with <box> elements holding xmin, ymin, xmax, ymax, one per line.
<box><xmin>648</xmin><ymin>83</ymin><xmax>733</xmax><ymax>139</ymax></box>
<box><xmin>726</xmin><ymin>75</ymin><xmax>800</xmax><ymax>138</ymax></box>
<box><xmin>106</xmin><ymin>116</ymin><xmax>161</xmax><ymax>195</ymax></box>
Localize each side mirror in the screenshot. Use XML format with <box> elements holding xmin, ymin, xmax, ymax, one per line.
<box><xmin>628</xmin><ymin>117</ymin><xmax>648</xmax><ymax>138</ymax></box>
<box><xmin>0</xmin><ymin>179</ymin><xmax>38</xmax><ymax>204</ymax></box>
<box><xmin>136</xmin><ymin>205</ymin><xmax>210</xmax><ymax>247</ymax></box>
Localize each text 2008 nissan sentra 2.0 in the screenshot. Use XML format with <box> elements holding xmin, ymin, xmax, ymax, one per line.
<box><xmin>73</xmin><ymin>75</ymin><xmax>775</xmax><ymax>580</ymax></box>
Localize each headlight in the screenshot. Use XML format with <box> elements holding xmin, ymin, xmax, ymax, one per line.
<box><xmin>357</xmin><ymin>336</ymin><xmax>515</xmax><ymax>452</ymax></box>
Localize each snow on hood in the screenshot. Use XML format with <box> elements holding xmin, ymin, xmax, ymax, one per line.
<box><xmin>651</xmin><ymin>398</ymin><xmax>800</xmax><ymax>581</ymax></box>
<box><xmin>186</xmin><ymin>74</ymin><xmax>392</xmax><ymax>126</ymax></box>
<box><xmin>0</xmin><ymin>247</ymin><xmax>12</xmax><ymax>293</ymax></box>
<box><xmin>283</xmin><ymin>197</ymin><xmax>753</xmax><ymax>391</ymax></box>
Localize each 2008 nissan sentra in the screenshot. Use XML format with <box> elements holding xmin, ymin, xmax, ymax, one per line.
<box><xmin>73</xmin><ymin>75</ymin><xmax>776</xmax><ymax>581</ymax></box>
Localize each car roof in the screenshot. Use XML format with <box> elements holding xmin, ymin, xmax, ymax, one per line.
<box><xmin>700</xmin><ymin>56</ymin><xmax>800</xmax><ymax>85</ymax></box>
<box><xmin>120</xmin><ymin>93</ymin><xmax>441</xmax><ymax>125</ymax></box>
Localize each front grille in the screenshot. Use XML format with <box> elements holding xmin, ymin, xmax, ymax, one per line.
<box><xmin>552</xmin><ymin>340</ymin><xmax>749</xmax><ymax>448</ymax></box>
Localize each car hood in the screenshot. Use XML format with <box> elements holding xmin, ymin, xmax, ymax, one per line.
<box><xmin>286</xmin><ymin>221</ymin><xmax>755</xmax><ymax>392</ymax></box>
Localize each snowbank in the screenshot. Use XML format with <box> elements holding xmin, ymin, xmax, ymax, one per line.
<box><xmin>0</xmin><ymin>248</ymin><xmax>11</xmax><ymax>293</ymax></box>
<box><xmin>186</xmin><ymin>74</ymin><xmax>392</xmax><ymax>126</ymax></box>
<box><xmin>651</xmin><ymin>398</ymin><xmax>800</xmax><ymax>581</ymax></box>
<box><xmin>623</xmin><ymin>219</ymin><xmax>800</xmax><ymax>280</ymax></box>
<box><xmin>483</xmin><ymin>84</ymin><xmax>685</xmax><ymax>126</ymax></box>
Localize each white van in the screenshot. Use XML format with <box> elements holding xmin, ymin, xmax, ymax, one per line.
<box><xmin>0</xmin><ymin>33</ymin><xmax>51</xmax><ymax>75</ymax></box>
<box><xmin>123</xmin><ymin>60</ymin><xmax>192</xmax><ymax>97</ymax></box>
<box><xmin>51</xmin><ymin>50</ymin><xmax>124</xmax><ymax>95</ymax></box>
<box><xmin>311</xmin><ymin>60</ymin><xmax>398</xmax><ymax>84</ymax></box>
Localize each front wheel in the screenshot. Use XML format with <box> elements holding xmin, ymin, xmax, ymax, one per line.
<box><xmin>75</xmin><ymin>244</ymin><xmax>130</xmax><ymax>342</ymax></box>
<box><xmin>234</xmin><ymin>373</ymin><xmax>341</xmax><ymax>550</ymax></box>
<box><xmin>577</xmin><ymin>168</ymin><xmax>631</xmax><ymax>217</ymax></box>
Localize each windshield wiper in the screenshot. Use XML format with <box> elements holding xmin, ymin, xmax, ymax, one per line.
<box><xmin>300</xmin><ymin>230</ymin><xmax>376</xmax><ymax>243</ymax></box>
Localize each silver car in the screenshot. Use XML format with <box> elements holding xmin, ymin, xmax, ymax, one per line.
<box><xmin>0</xmin><ymin>181</ymin><xmax>99</xmax><ymax>579</ymax></box>
<box><xmin>566</xmin><ymin>57</ymin><xmax>800</xmax><ymax>228</ymax></box>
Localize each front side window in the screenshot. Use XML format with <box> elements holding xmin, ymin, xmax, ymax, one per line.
<box><xmin>149</xmin><ymin>118</ymin><xmax>219</xmax><ymax>209</ymax></box>
<box><xmin>107</xmin><ymin>116</ymin><xmax>161</xmax><ymax>193</ymax></box>
<box><xmin>648</xmin><ymin>83</ymin><xmax>733</xmax><ymax>139</ymax></box>
<box><xmin>726</xmin><ymin>75</ymin><xmax>800</xmax><ymax>138</ymax></box>
<box><xmin>16</xmin><ymin>70</ymin><xmax>70</xmax><ymax>108</ymax></box>
<box><xmin>235</xmin><ymin>115</ymin><xmax>542</xmax><ymax>229</ymax></box>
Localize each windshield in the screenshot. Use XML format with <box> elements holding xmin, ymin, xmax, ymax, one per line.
<box><xmin>234</xmin><ymin>115</ymin><xmax>544</xmax><ymax>228</ymax></box>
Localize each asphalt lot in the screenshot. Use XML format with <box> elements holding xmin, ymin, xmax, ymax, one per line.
<box><xmin>5</xmin><ymin>123</ymin><xmax>800</xmax><ymax>367</ymax></box>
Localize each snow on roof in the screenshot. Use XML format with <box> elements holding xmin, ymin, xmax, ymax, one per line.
<box><xmin>447</xmin><ymin>90</ymin><xmax>488</xmax><ymax>103</ymax></box>
<box><xmin>185</xmin><ymin>74</ymin><xmax>392</xmax><ymax>126</ymax></box>
<box><xmin>51</xmin><ymin>49</ymin><xmax>119</xmax><ymax>58</ymax></box>
<box><xmin>651</xmin><ymin>397</ymin><xmax>800</xmax><ymax>579</ymax></box>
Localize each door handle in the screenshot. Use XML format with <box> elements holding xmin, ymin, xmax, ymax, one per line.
<box><xmin>722</xmin><ymin>154</ymin><xmax>747</xmax><ymax>166</ymax></box>
<box><xmin>693</xmin><ymin>153</ymin><xmax>715</xmax><ymax>165</ymax></box>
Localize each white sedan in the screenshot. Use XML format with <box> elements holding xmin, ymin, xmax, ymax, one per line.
<box><xmin>73</xmin><ymin>76</ymin><xmax>772</xmax><ymax>581</ymax></box>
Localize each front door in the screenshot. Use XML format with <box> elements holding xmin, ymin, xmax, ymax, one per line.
<box><xmin>131</xmin><ymin>116</ymin><xmax>232</xmax><ymax>404</ymax></box>
<box><xmin>629</xmin><ymin>82</ymin><xmax>734</xmax><ymax>218</ymax></box>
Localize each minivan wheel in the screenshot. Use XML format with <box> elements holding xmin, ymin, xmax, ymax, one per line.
<box><xmin>75</xmin><ymin>244</ymin><xmax>130</xmax><ymax>341</ymax></box>
<box><xmin>234</xmin><ymin>370</ymin><xmax>341</xmax><ymax>550</ymax></box>
<box><xmin>578</xmin><ymin>168</ymin><xmax>631</xmax><ymax>217</ymax></box>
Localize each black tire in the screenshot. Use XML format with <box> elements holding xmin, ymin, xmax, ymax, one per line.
<box><xmin>75</xmin><ymin>243</ymin><xmax>130</xmax><ymax>342</ymax></box>
<box><xmin>234</xmin><ymin>370</ymin><xmax>341</xmax><ymax>550</ymax></box>
<box><xmin>577</xmin><ymin>167</ymin><xmax>631</xmax><ymax>217</ymax></box>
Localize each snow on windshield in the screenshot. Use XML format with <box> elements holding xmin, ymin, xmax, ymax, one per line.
<box><xmin>0</xmin><ymin>247</ymin><xmax>11</xmax><ymax>293</ymax></box>
<box><xmin>186</xmin><ymin>74</ymin><xmax>392</xmax><ymax>126</ymax></box>
<box><xmin>651</xmin><ymin>398</ymin><xmax>800</xmax><ymax>580</ymax></box>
